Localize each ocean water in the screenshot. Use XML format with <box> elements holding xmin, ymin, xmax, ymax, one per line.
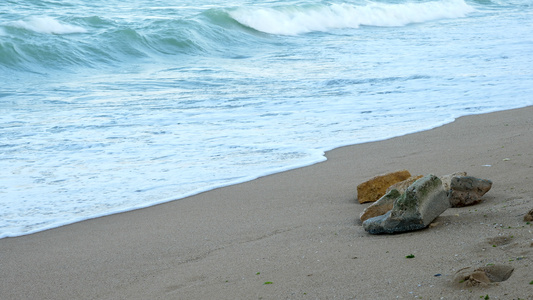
<box><xmin>1</xmin><ymin>0</ymin><xmax>532</xmax><ymax>238</ymax></box>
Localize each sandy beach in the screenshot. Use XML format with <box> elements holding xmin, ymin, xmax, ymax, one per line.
<box><xmin>1</xmin><ymin>106</ymin><xmax>532</xmax><ymax>299</ymax></box>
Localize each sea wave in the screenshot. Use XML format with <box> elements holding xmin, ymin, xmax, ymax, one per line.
<box><xmin>0</xmin><ymin>11</ymin><xmax>261</xmax><ymax>73</ymax></box>
<box><xmin>227</xmin><ymin>0</ymin><xmax>476</xmax><ymax>35</ymax></box>
<box><xmin>9</xmin><ymin>16</ymin><xmax>87</xmax><ymax>34</ymax></box>
<box><xmin>0</xmin><ymin>0</ymin><xmax>477</xmax><ymax>73</ymax></box>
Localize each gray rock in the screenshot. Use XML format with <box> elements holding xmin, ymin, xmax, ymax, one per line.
<box><xmin>440</xmin><ymin>172</ymin><xmax>467</xmax><ymax>191</ymax></box>
<box><xmin>449</xmin><ymin>176</ymin><xmax>492</xmax><ymax>207</ymax></box>
<box><xmin>363</xmin><ymin>174</ymin><xmax>450</xmax><ymax>234</ymax></box>
<box><xmin>360</xmin><ymin>189</ymin><xmax>401</xmax><ymax>222</ymax></box>
<box><xmin>385</xmin><ymin>175</ymin><xmax>423</xmax><ymax>194</ymax></box>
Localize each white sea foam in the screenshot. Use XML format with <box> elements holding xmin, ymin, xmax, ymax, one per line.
<box><xmin>11</xmin><ymin>16</ymin><xmax>87</xmax><ymax>34</ymax></box>
<box><xmin>229</xmin><ymin>0</ymin><xmax>475</xmax><ymax>35</ymax></box>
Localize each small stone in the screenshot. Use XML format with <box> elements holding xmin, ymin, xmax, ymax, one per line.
<box><xmin>524</xmin><ymin>208</ymin><xmax>533</xmax><ymax>222</ymax></box>
<box><xmin>429</xmin><ymin>222</ymin><xmax>439</xmax><ymax>228</ymax></box>
<box><xmin>386</xmin><ymin>175</ymin><xmax>424</xmax><ymax>194</ymax></box>
<box><xmin>363</xmin><ymin>175</ymin><xmax>450</xmax><ymax>234</ymax></box>
<box><xmin>357</xmin><ymin>170</ymin><xmax>411</xmax><ymax>204</ymax></box>
<box><xmin>360</xmin><ymin>189</ymin><xmax>401</xmax><ymax>222</ymax></box>
<box><xmin>449</xmin><ymin>176</ymin><xmax>492</xmax><ymax>207</ymax></box>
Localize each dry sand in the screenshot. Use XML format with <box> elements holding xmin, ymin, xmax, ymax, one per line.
<box><xmin>1</xmin><ymin>107</ymin><xmax>532</xmax><ymax>299</ymax></box>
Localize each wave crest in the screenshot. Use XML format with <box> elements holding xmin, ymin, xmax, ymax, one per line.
<box><xmin>10</xmin><ymin>16</ymin><xmax>87</xmax><ymax>34</ymax></box>
<box><xmin>228</xmin><ymin>0</ymin><xmax>475</xmax><ymax>35</ymax></box>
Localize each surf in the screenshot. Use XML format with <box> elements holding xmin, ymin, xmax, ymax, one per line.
<box><xmin>9</xmin><ymin>16</ymin><xmax>87</xmax><ymax>34</ymax></box>
<box><xmin>226</xmin><ymin>0</ymin><xmax>476</xmax><ymax>35</ymax></box>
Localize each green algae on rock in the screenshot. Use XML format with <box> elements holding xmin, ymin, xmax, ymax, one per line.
<box><xmin>363</xmin><ymin>175</ymin><xmax>450</xmax><ymax>234</ymax></box>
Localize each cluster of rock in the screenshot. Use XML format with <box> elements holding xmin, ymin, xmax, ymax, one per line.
<box><xmin>357</xmin><ymin>170</ymin><xmax>493</xmax><ymax>234</ymax></box>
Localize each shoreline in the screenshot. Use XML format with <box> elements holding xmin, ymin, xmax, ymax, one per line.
<box><xmin>1</xmin><ymin>107</ymin><xmax>521</xmax><ymax>240</ymax></box>
<box><xmin>1</xmin><ymin>106</ymin><xmax>532</xmax><ymax>299</ymax></box>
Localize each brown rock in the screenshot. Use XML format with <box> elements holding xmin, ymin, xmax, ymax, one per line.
<box><xmin>386</xmin><ymin>175</ymin><xmax>423</xmax><ymax>194</ymax></box>
<box><xmin>449</xmin><ymin>176</ymin><xmax>492</xmax><ymax>207</ymax></box>
<box><xmin>524</xmin><ymin>208</ymin><xmax>533</xmax><ymax>222</ymax></box>
<box><xmin>357</xmin><ymin>170</ymin><xmax>411</xmax><ymax>204</ymax></box>
<box><xmin>360</xmin><ymin>189</ymin><xmax>401</xmax><ymax>222</ymax></box>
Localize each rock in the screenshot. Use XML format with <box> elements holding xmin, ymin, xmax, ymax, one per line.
<box><xmin>440</xmin><ymin>172</ymin><xmax>467</xmax><ymax>191</ymax></box>
<box><xmin>453</xmin><ymin>265</ymin><xmax>514</xmax><ymax>287</ymax></box>
<box><xmin>449</xmin><ymin>176</ymin><xmax>492</xmax><ymax>207</ymax></box>
<box><xmin>524</xmin><ymin>208</ymin><xmax>533</xmax><ymax>222</ymax></box>
<box><xmin>386</xmin><ymin>175</ymin><xmax>423</xmax><ymax>194</ymax></box>
<box><xmin>360</xmin><ymin>189</ymin><xmax>401</xmax><ymax>222</ymax></box>
<box><xmin>363</xmin><ymin>175</ymin><xmax>450</xmax><ymax>234</ymax></box>
<box><xmin>357</xmin><ymin>170</ymin><xmax>411</xmax><ymax>204</ymax></box>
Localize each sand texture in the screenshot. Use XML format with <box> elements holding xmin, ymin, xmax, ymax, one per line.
<box><xmin>1</xmin><ymin>107</ymin><xmax>532</xmax><ymax>299</ymax></box>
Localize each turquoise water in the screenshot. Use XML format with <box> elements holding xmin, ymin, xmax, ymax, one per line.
<box><xmin>1</xmin><ymin>0</ymin><xmax>532</xmax><ymax>238</ymax></box>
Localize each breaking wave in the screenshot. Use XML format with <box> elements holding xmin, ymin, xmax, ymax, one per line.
<box><xmin>228</xmin><ymin>0</ymin><xmax>475</xmax><ymax>35</ymax></box>
<box><xmin>9</xmin><ymin>16</ymin><xmax>87</xmax><ymax>34</ymax></box>
<box><xmin>0</xmin><ymin>0</ymin><xmax>476</xmax><ymax>73</ymax></box>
